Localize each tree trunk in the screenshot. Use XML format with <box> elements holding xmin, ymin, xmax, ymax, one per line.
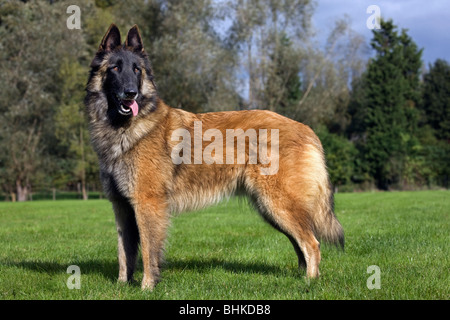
<box><xmin>82</xmin><ymin>182</ymin><xmax>88</xmax><ymax>200</ymax></box>
<box><xmin>80</xmin><ymin>126</ymin><xmax>88</xmax><ymax>200</ymax></box>
<box><xmin>16</xmin><ymin>180</ymin><xmax>29</xmax><ymax>202</ymax></box>
<box><xmin>247</xmin><ymin>40</ymin><xmax>254</xmax><ymax>109</ymax></box>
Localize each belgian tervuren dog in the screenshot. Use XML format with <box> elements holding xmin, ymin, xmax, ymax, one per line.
<box><xmin>85</xmin><ymin>24</ymin><xmax>344</xmax><ymax>290</ymax></box>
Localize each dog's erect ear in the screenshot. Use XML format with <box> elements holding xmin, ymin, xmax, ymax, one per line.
<box><xmin>99</xmin><ymin>24</ymin><xmax>121</xmax><ymax>52</ymax></box>
<box><xmin>125</xmin><ymin>25</ymin><xmax>144</xmax><ymax>52</ymax></box>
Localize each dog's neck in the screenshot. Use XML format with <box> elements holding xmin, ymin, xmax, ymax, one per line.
<box><xmin>89</xmin><ymin>97</ymin><xmax>170</xmax><ymax>163</ymax></box>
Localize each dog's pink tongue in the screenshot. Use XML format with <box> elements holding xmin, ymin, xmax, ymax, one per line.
<box><xmin>130</xmin><ymin>100</ymin><xmax>139</xmax><ymax>117</ymax></box>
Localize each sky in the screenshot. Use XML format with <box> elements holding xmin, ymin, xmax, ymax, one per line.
<box><xmin>312</xmin><ymin>0</ymin><xmax>450</xmax><ymax>67</ymax></box>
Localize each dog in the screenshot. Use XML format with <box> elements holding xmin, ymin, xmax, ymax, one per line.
<box><xmin>85</xmin><ymin>24</ymin><xmax>344</xmax><ymax>290</ymax></box>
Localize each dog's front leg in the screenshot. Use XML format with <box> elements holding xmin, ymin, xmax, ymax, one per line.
<box><xmin>112</xmin><ymin>200</ymin><xmax>140</xmax><ymax>283</ymax></box>
<box><xmin>134</xmin><ymin>199</ymin><xmax>169</xmax><ymax>290</ymax></box>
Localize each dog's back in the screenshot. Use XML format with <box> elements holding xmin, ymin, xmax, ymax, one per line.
<box><xmin>131</xmin><ymin>105</ymin><xmax>344</xmax><ymax>280</ymax></box>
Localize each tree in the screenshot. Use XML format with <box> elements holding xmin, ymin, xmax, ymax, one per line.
<box><xmin>54</xmin><ymin>59</ymin><xmax>98</xmax><ymax>200</ymax></box>
<box><xmin>0</xmin><ymin>1</ymin><xmax>62</xmax><ymax>200</ymax></box>
<box><xmin>0</xmin><ymin>0</ymin><xmax>91</xmax><ymax>200</ymax></box>
<box><xmin>349</xmin><ymin>20</ymin><xmax>423</xmax><ymax>189</ymax></box>
<box><xmin>421</xmin><ymin>59</ymin><xmax>450</xmax><ymax>141</ymax></box>
<box><xmin>291</xmin><ymin>17</ymin><xmax>368</xmax><ymax>129</ymax></box>
<box><xmin>316</xmin><ymin>126</ymin><xmax>357</xmax><ymax>191</ymax></box>
<box><xmin>136</xmin><ymin>0</ymin><xmax>239</xmax><ymax>112</ymax></box>
<box><xmin>228</xmin><ymin>0</ymin><xmax>313</xmax><ymax>110</ymax></box>
<box><xmin>232</xmin><ymin>14</ymin><xmax>368</xmax><ymax>130</ymax></box>
<box><xmin>264</xmin><ymin>33</ymin><xmax>302</xmax><ymax>114</ymax></box>
<box><xmin>416</xmin><ymin>59</ymin><xmax>450</xmax><ymax>187</ymax></box>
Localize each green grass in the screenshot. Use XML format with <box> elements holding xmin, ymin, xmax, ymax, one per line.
<box><xmin>0</xmin><ymin>191</ymin><xmax>448</xmax><ymax>300</ymax></box>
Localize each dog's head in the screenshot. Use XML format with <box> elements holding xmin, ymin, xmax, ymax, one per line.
<box><xmin>86</xmin><ymin>24</ymin><xmax>157</xmax><ymax>124</ymax></box>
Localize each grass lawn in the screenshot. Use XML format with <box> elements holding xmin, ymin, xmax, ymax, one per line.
<box><xmin>0</xmin><ymin>190</ymin><xmax>448</xmax><ymax>300</ymax></box>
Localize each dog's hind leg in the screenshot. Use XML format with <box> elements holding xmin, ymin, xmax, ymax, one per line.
<box><xmin>112</xmin><ymin>199</ymin><xmax>140</xmax><ymax>283</ymax></box>
<box><xmin>245</xmin><ymin>170</ymin><xmax>322</xmax><ymax>278</ymax></box>
<box><xmin>286</xmin><ymin>234</ymin><xmax>307</xmax><ymax>270</ymax></box>
<box><xmin>286</xmin><ymin>224</ymin><xmax>321</xmax><ymax>278</ymax></box>
<box><xmin>248</xmin><ymin>195</ymin><xmax>307</xmax><ymax>270</ymax></box>
<box><xmin>251</xmin><ymin>196</ymin><xmax>321</xmax><ymax>278</ymax></box>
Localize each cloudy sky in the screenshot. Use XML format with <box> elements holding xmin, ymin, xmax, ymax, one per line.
<box><xmin>312</xmin><ymin>0</ymin><xmax>450</xmax><ymax>66</ymax></box>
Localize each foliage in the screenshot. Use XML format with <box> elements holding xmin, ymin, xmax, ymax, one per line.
<box><xmin>264</xmin><ymin>33</ymin><xmax>303</xmax><ymax>115</ymax></box>
<box><xmin>0</xmin><ymin>0</ymin><xmax>86</xmax><ymax>200</ymax></box>
<box><xmin>0</xmin><ymin>2</ymin><xmax>448</xmax><ymax>200</ymax></box>
<box><xmin>316</xmin><ymin>126</ymin><xmax>357</xmax><ymax>189</ymax></box>
<box><xmin>140</xmin><ymin>0</ymin><xmax>240</xmax><ymax>112</ymax></box>
<box><xmin>420</xmin><ymin>59</ymin><xmax>450</xmax><ymax>141</ymax></box>
<box><xmin>54</xmin><ymin>58</ymin><xmax>98</xmax><ymax>199</ymax></box>
<box><xmin>348</xmin><ymin>20</ymin><xmax>424</xmax><ymax>190</ymax></box>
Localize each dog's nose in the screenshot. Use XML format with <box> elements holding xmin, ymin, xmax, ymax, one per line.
<box><xmin>124</xmin><ymin>89</ymin><xmax>137</xmax><ymax>99</ymax></box>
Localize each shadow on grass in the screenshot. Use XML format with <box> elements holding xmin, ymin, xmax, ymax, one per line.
<box><xmin>0</xmin><ymin>258</ymin><xmax>119</xmax><ymax>283</ymax></box>
<box><xmin>165</xmin><ymin>257</ymin><xmax>295</xmax><ymax>276</ymax></box>
<box><xmin>1</xmin><ymin>256</ymin><xmax>299</xmax><ymax>284</ymax></box>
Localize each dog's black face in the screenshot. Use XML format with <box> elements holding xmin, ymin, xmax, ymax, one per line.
<box><xmin>86</xmin><ymin>24</ymin><xmax>157</xmax><ymax>126</ymax></box>
<box><xmin>105</xmin><ymin>50</ymin><xmax>142</xmax><ymax>117</ymax></box>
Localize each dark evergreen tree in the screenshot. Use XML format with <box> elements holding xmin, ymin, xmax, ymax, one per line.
<box><xmin>349</xmin><ymin>20</ymin><xmax>423</xmax><ymax>189</ymax></box>
<box><xmin>417</xmin><ymin>58</ymin><xmax>450</xmax><ymax>188</ymax></box>
<box><xmin>421</xmin><ymin>59</ymin><xmax>450</xmax><ymax>141</ymax></box>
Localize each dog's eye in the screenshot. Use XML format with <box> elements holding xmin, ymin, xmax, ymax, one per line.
<box><xmin>112</xmin><ymin>66</ymin><xmax>119</xmax><ymax>72</ymax></box>
<box><xmin>134</xmin><ymin>67</ymin><xmax>140</xmax><ymax>73</ymax></box>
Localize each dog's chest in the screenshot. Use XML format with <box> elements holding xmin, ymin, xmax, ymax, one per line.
<box><xmin>100</xmin><ymin>157</ymin><xmax>136</xmax><ymax>201</ymax></box>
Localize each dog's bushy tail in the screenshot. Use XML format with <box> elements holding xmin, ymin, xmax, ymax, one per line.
<box><xmin>308</xmin><ymin>143</ymin><xmax>345</xmax><ymax>249</ymax></box>
<box><xmin>314</xmin><ymin>189</ymin><xmax>345</xmax><ymax>249</ymax></box>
